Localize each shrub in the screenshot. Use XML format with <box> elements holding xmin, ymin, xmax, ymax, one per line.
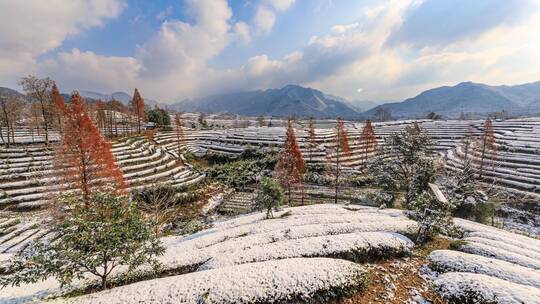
<box><xmin>254</xmin><ymin>177</ymin><xmax>284</xmax><ymax>219</ymax></box>
<box><xmin>0</xmin><ymin>190</ymin><xmax>164</xmax><ymax>290</ymax></box>
<box><xmin>406</xmin><ymin>191</ymin><xmax>455</xmax><ymax>244</ymax></box>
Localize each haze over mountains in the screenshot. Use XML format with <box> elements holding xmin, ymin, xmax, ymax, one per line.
<box><xmin>174</xmin><ymin>85</ymin><xmax>363</xmax><ymax>119</ymax></box>
<box><xmin>365</xmin><ymin>81</ymin><xmax>540</xmax><ymax>119</ymax></box>
<box><xmin>2</xmin><ymin>80</ymin><xmax>540</xmax><ymax>119</ymax></box>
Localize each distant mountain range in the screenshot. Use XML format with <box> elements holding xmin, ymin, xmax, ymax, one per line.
<box><xmin>365</xmin><ymin>81</ymin><xmax>540</xmax><ymax>119</ymax></box>
<box><xmin>77</xmin><ymin>90</ymin><xmax>162</xmax><ymax>107</ymax></box>
<box><xmin>173</xmin><ymin>85</ymin><xmax>363</xmax><ymax>119</ymax></box>
<box><xmin>3</xmin><ymin>80</ymin><xmax>540</xmax><ymax>119</ymax></box>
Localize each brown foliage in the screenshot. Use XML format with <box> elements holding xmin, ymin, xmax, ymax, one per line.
<box><xmin>331</xmin><ymin>117</ymin><xmax>351</xmax><ymax>203</ymax></box>
<box><xmin>275</xmin><ymin>120</ymin><xmax>305</xmax><ymax>204</ymax></box>
<box><xmin>56</xmin><ymin>92</ymin><xmax>126</xmax><ymax>201</ymax></box>
<box><xmin>131</xmin><ymin>88</ymin><xmax>145</xmax><ymax>133</ymax></box>
<box><xmin>358</xmin><ymin>120</ymin><xmax>377</xmax><ymax>171</ymax></box>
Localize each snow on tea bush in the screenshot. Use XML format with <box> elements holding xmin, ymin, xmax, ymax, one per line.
<box><xmin>429</xmin><ymin>250</ymin><xmax>540</xmax><ymax>288</ymax></box>
<box><xmin>55</xmin><ymin>258</ymin><xmax>368</xmax><ymax>304</ymax></box>
<box><xmin>434</xmin><ymin>272</ymin><xmax>540</xmax><ymax>304</ymax></box>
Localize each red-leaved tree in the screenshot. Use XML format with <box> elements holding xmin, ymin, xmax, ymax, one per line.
<box><xmin>358</xmin><ymin>120</ymin><xmax>377</xmax><ymax>171</ymax></box>
<box><xmin>131</xmin><ymin>88</ymin><xmax>145</xmax><ymax>134</ymax></box>
<box><xmin>332</xmin><ymin>117</ymin><xmax>351</xmax><ymax>204</ymax></box>
<box><xmin>275</xmin><ymin>120</ymin><xmax>305</xmax><ymax>205</ymax></box>
<box><xmin>51</xmin><ymin>84</ymin><xmax>67</xmax><ymax>134</ymax></box>
<box><xmin>56</xmin><ymin>92</ymin><xmax>126</xmax><ymax>201</ymax></box>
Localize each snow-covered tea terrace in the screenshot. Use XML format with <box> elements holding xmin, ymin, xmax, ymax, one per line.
<box><xmin>1</xmin><ymin>117</ymin><xmax>540</xmax><ymax>303</ymax></box>
<box><xmin>1</xmin><ymin>204</ymin><xmax>539</xmax><ymax>303</ymax></box>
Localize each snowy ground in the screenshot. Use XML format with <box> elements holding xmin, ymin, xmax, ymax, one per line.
<box><xmin>428</xmin><ymin>218</ymin><xmax>540</xmax><ymax>303</ymax></box>
<box><xmin>1</xmin><ymin>204</ymin><xmax>415</xmax><ymax>303</ymax></box>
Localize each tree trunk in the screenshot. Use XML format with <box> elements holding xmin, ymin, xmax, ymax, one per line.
<box><xmin>479</xmin><ymin>137</ymin><xmax>487</xmax><ymax>178</ymax></box>
<box><xmin>101</xmin><ymin>276</ymin><xmax>107</xmax><ymax>290</ymax></box>
<box><xmin>288</xmin><ymin>184</ymin><xmax>291</xmax><ymax>205</ymax></box>
<box><xmin>334</xmin><ymin>145</ymin><xmax>340</xmax><ymax>204</ymax></box>
<box><xmin>39</xmin><ymin>100</ymin><xmax>49</xmax><ymax>146</ymax></box>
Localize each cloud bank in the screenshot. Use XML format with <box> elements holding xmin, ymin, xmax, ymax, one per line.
<box><xmin>1</xmin><ymin>0</ymin><xmax>540</xmax><ymax>103</ymax></box>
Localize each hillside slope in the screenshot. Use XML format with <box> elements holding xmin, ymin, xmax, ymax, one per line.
<box><xmin>174</xmin><ymin>85</ymin><xmax>361</xmax><ymax>119</ymax></box>
<box><xmin>364</xmin><ymin>81</ymin><xmax>540</xmax><ymax>119</ymax></box>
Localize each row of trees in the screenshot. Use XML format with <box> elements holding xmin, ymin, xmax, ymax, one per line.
<box><xmin>268</xmin><ymin>117</ymin><xmax>380</xmax><ymax>209</ymax></box>
<box><xmin>0</xmin><ymin>75</ymin><xmax>162</xmax><ymax>146</ymax></box>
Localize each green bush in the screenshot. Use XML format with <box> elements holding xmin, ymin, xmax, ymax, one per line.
<box><xmin>0</xmin><ymin>190</ymin><xmax>164</xmax><ymax>290</ymax></box>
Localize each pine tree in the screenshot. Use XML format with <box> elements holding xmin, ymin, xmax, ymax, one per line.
<box><xmin>332</xmin><ymin>117</ymin><xmax>351</xmax><ymax>204</ymax></box>
<box><xmin>358</xmin><ymin>120</ymin><xmax>377</xmax><ymax>171</ymax></box>
<box><xmin>174</xmin><ymin>113</ymin><xmax>186</xmax><ymax>156</ymax></box>
<box><xmin>478</xmin><ymin>118</ymin><xmax>496</xmax><ymax>178</ymax></box>
<box><xmin>307</xmin><ymin>117</ymin><xmax>317</xmax><ymax>163</ymax></box>
<box><xmin>0</xmin><ymin>190</ymin><xmax>164</xmax><ymax>290</ymax></box>
<box><xmin>131</xmin><ymin>88</ymin><xmax>145</xmax><ymax>133</ymax></box>
<box><xmin>275</xmin><ymin>120</ymin><xmax>305</xmax><ymax>205</ymax></box>
<box><xmin>56</xmin><ymin>92</ymin><xmax>126</xmax><ymax>201</ymax></box>
<box><xmin>254</xmin><ymin>177</ymin><xmax>284</xmax><ymax>219</ymax></box>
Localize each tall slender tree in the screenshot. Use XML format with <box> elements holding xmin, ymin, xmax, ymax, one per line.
<box><xmin>275</xmin><ymin>120</ymin><xmax>305</xmax><ymax>205</ymax></box>
<box><xmin>51</xmin><ymin>84</ymin><xmax>67</xmax><ymax>135</ymax></box>
<box><xmin>131</xmin><ymin>88</ymin><xmax>145</xmax><ymax>134</ymax></box>
<box><xmin>174</xmin><ymin>113</ymin><xmax>186</xmax><ymax>156</ymax></box>
<box><xmin>332</xmin><ymin>117</ymin><xmax>351</xmax><ymax>204</ymax></box>
<box><xmin>95</xmin><ymin>100</ymin><xmax>107</xmax><ymax>134</ymax></box>
<box><xmin>461</xmin><ymin>124</ymin><xmax>475</xmax><ymax>161</ymax></box>
<box><xmin>358</xmin><ymin>120</ymin><xmax>377</xmax><ymax>171</ymax></box>
<box><xmin>56</xmin><ymin>92</ymin><xmax>126</xmax><ymax>202</ymax></box>
<box><xmin>307</xmin><ymin>117</ymin><xmax>317</xmax><ymax>163</ymax></box>
<box><xmin>19</xmin><ymin>76</ymin><xmax>55</xmax><ymax>145</ymax></box>
<box><xmin>478</xmin><ymin>117</ymin><xmax>496</xmax><ymax>178</ymax></box>
<box><xmin>0</xmin><ymin>95</ymin><xmax>24</xmax><ymax>146</ymax></box>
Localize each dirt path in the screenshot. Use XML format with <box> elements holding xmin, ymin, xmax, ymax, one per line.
<box><xmin>334</xmin><ymin>238</ymin><xmax>450</xmax><ymax>304</ymax></box>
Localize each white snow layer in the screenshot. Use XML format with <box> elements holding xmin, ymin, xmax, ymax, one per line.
<box><xmin>435</xmin><ymin>272</ymin><xmax>540</xmax><ymax>304</ymax></box>
<box><xmin>429</xmin><ymin>250</ymin><xmax>540</xmax><ymax>288</ymax></box>
<box><xmin>54</xmin><ymin>258</ymin><xmax>367</xmax><ymax>304</ymax></box>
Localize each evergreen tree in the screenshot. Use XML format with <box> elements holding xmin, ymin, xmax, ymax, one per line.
<box><xmin>275</xmin><ymin>120</ymin><xmax>305</xmax><ymax>205</ymax></box>
<box><xmin>147</xmin><ymin>107</ymin><xmax>171</xmax><ymax>127</ymax></box>
<box><xmin>0</xmin><ymin>190</ymin><xmax>164</xmax><ymax>290</ymax></box>
<box><xmin>56</xmin><ymin>92</ymin><xmax>126</xmax><ymax>201</ymax></box>
<box><xmin>254</xmin><ymin>177</ymin><xmax>284</xmax><ymax>218</ymax></box>
<box><xmin>368</xmin><ymin>125</ymin><xmax>434</xmax><ymax>206</ymax></box>
<box><xmin>407</xmin><ymin>191</ymin><xmax>455</xmax><ymax>244</ymax></box>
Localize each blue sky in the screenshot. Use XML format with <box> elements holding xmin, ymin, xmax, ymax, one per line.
<box><xmin>1</xmin><ymin>0</ymin><xmax>540</xmax><ymax>104</ymax></box>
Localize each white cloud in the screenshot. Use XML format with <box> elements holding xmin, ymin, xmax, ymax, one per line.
<box><xmin>0</xmin><ymin>0</ymin><xmax>126</xmax><ymax>87</ymax></box>
<box><xmin>39</xmin><ymin>49</ymin><xmax>140</xmax><ymax>93</ymax></box>
<box><xmin>264</xmin><ymin>0</ymin><xmax>296</xmax><ymax>11</ymax></box>
<box><xmin>254</xmin><ymin>6</ymin><xmax>276</xmax><ymax>33</ymax></box>
<box><xmin>234</xmin><ymin>21</ymin><xmax>251</xmax><ymax>42</ymax></box>
<box><xmin>2</xmin><ymin>0</ymin><xmax>540</xmax><ymax>104</ymax></box>
<box><xmin>155</xmin><ymin>5</ymin><xmax>173</xmax><ymax>20</ymax></box>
